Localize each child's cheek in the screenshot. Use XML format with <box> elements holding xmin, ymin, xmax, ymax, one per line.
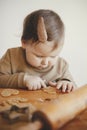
<box><xmin>49</xmin><ymin>58</ymin><xmax>57</xmax><ymax>66</ymax></box>
<box><xmin>35</xmin><ymin>58</ymin><xmax>41</xmax><ymax>65</ymax></box>
<box><xmin>31</xmin><ymin>57</ymin><xmax>41</xmax><ymax>67</ymax></box>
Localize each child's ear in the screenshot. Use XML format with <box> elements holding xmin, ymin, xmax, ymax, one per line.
<box><xmin>21</xmin><ymin>40</ymin><xmax>27</xmax><ymax>49</ymax></box>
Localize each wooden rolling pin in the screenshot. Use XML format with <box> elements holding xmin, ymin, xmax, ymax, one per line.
<box><xmin>32</xmin><ymin>84</ymin><xmax>87</xmax><ymax>130</ymax></box>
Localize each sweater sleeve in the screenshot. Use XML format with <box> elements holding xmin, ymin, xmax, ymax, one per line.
<box><xmin>60</xmin><ymin>59</ymin><xmax>77</xmax><ymax>87</ymax></box>
<box><xmin>0</xmin><ymin>49</ymin><xmax>25</xmax><ymax>88</ymax></box>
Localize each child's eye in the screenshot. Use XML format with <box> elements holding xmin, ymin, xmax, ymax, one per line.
<box><xmin>50</xmin><ymin>56</ymin><xmax>56</xmax><ymax>58</ymax></box>
<box><xmin>36</xmin><ymin>55</ymin><xmax>43</xmax><ymax>58</ymax></box>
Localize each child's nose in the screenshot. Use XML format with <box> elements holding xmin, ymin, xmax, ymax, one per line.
<box><xmin>41</xmin><ymin>58</ymin><xmax>48</xmax><ymax>65</ymax></box>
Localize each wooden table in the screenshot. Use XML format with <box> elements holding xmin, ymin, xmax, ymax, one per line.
<box><xmin>0</xmin><ymin>85</ymin><xmax>87</xmax><ymax>130</ymax></box>
<box><xmin>59</xmin><ymin>108</ymin><xmax>87</xmax><ymax>130</ymax></box>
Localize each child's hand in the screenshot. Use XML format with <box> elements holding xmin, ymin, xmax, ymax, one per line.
<box><xmin>48</xmin><ymin>80</ymin><xmax>75</xmax><ymax>93</ymax></box>
<box><xmin>24</xmin><ymin>74</ymin><xmax>46</xmax><ymax>90</ymax></box>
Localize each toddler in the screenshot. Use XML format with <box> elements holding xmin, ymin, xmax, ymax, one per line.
<box><xmin>0</xmin><ymin>9</ymin><xmax>76</xmax><ymax>92</ymax></box>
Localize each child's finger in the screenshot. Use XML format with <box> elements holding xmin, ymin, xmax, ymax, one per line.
<box><xmin>27</xmin><ymin>85</ymin><xmax>33</xmax><ymax>90</ymax></box>
<box><xmin>67</xmin><ymin>83</ymin><xmax>73</xmax><ymax>92</ymax></box>
<box><xmin>62</xmin><ymin>84</ymin><xmax>67</xmax><ymax>92</ymax></box>
<box><xmin>37</xmin><ymin>83</ymin><xmax>41</xmax><ymax>89</ymax></box>
<box><xmin>32</xmin><ymin>86</ymin><xmax>37</xmax><ymax>90</ymax></box>
<box><xmin>48</xmin><ymin>81</ymin><xmax>57</xmax><ymax>86</ymax></box>
<box><xmin>41</xmin><ymin>80</ymin><xmax>47</xmax><ymax>88</ymax></box>
<box><xmin>56</xmin><ymin>82</ymin><xmax>62</xmax><ymax>89</ymax></box>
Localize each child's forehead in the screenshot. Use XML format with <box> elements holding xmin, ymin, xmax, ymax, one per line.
<box><xmin>32</xmin><ymin>41</ymin><xmax>61</xmax><ymax>56</ymax></box>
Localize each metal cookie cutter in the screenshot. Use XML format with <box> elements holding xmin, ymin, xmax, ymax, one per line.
<box><xmin>0</xmin><ymin>105</ymin><xmax>30</xmax><ymax>123</ymax></box>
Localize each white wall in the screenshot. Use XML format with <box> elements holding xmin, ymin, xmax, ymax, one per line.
<box><xmin>0</xmin><ymin>0</ymin><xmax>87</xmax><ymax>87</ymax></box>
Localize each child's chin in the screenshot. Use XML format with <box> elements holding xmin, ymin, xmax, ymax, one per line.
<box><xmin>37</xmin><ymin>65</ymin><xmax>53</xmax><ymax>70</ymax></box>
<box><xmin>39</xmin><ymin>66</ymin><xmax>48</xmax><ymax>69</ymax></box>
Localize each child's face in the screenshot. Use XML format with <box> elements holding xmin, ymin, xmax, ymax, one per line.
<box><xmin>22</xmin><ymin>40</ymin><xmax>63</xmax><ymax>69</ymax></box>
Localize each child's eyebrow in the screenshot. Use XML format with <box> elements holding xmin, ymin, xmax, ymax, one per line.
<box><xmin>33</xmin><ymin>52</ymin><xmax>57</xmax><ymax>57</ymax></box>
<box><xmin>50</xmin><ymin>55</ymin><xmax>57</xmax><ymax>57</ymax></box>
<box><xmin>33</xmin><ymin>52</ymin><xmax>43</xmax><ymax>57</ymax></box>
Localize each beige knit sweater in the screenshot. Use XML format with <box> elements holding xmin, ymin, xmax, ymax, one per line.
<box><xmin>0</xmin><ymin>47</ymin><xmax>76</xmax><ymax>88</ymax></box>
